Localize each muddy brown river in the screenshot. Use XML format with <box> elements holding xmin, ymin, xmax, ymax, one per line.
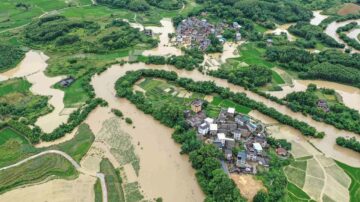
<box><xmin>91</xmin><ymin>62</ymin><xmax>360</xmax><ymax>167</ymax></box>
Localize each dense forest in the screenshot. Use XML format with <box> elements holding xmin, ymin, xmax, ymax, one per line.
<box><xmin>288</xmin><ymin>22</ymin><xmax>344</xmax><ymax>48</ymax></box>
<box><xmin>0</xmin><ymin>45</ymin><xmax>25</xmax><ymax>72</ymax></box>
<box><xmin>266</xmin><ymin>45</ymin><xmax>360</xmax><ymax>87</ymax></box>
<box><xmin>24</xmin><ymin>16</ymin><xmax>157</xmax><ymax>53</ymax></box>
<box><xmin>210</xmin><ymin>65</ymin><xmax>272</xmax><ymax>88</ymax></box>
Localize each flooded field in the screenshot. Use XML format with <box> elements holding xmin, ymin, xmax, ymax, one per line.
<box><xmin>142</xmin><ymin>18</ymin><xmax>183</xmax><ymax>56</ymax></box>
<box><xmin>0</xmin><ymin>174</ymin><xmax>96</xmax><ymax>202</ymax></box>
<box><xmin>91</xmin><ymin>65</ymin><xmax>205</xmax><ymax>201</ymax></box>
<box><xmin>0</xmin><ymin>50</ymin><xmax>75</xmax><ymax>133</ymax></box>
<box><xmin>310</xmin><ymin>11</ymin><xmax>328</xmax><ymax>26</ymax></box>
<box><xmin>265</xmin><ymin>23</ymin><xmax>295</xmax><ymax>41</ymax></box>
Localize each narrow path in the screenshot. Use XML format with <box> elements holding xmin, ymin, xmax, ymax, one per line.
<box><xmin>0</xmin><ymin>150</ymin><xmax>108</xmax><ymax>202</ymax></box>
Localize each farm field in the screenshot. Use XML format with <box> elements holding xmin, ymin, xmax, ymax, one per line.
<box><xmin>0</xmin><ymin>153</ymin><xmax>78</xmax><ymax>194</ymax></box>
<box><xmin>284</xmin><ymin>154</ymin><xmax>351</xmax><ymax>202</ymax></box>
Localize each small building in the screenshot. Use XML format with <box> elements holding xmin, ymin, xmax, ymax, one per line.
<box><xmin>258</xmin><ymin>157</ymin><xmax>269</xmax><ymax>167</ymax></box>
<box><xmin>317</xmin><ymin>99</ymin><xmax>330</xmax><ymax>112</ymax></box>
<box><xmin>225</xmin><ymin>139</ymin><xmax>235</xmax><ymax>150</ymax></box>
<box><xmin>198</xmin><ymin>123</ymin><xmax>209</xmax><ymax>135</ymax></box>
<box><xmin>213</xmin><ymin>139</ymin><xmax>223</xmax><ymax>150</ymax></box>
<box><xmin>276</xmin><ymin>147</ymin><xmax>288</xmax><ymax>157</ymax></box>
<box><xmin>143</xmin><ymin>29</ymin><xmax>152</xmax><ymax>36</ymax></box>
<box><xmin>191</xmin><ymin>99</ymin><xmax>203</xmax><ymax>113</ymax></box>
<box><xmin>224</xmin><ymin>149</ymin><xmax>233</xmax><ymax>161</ymax></box>
<box><xmin>59</xmin><ymin>77</ymin><xmax>75</xmax><ymax>88</ymax></box>
<box><xmin>210</xmin><ymin>123</ymin><xmax>218</xmax><ymax>135</ymax></box>
<box><xmin>236</xmin><ymin>151</ymin><xmax>247</xmax><ymax>168</ymax></box>
<box><xmin>233</xmin><ymin>22</ymin><xmax>242</xmax><ymax>30</ymax></box>
<box><xmin>246</xmin><ymin>122</ymin><xmax>257</xmax><ymax>132</ymax></box>
<box><xmin>235</xmin><ymin>115</ymin><xmax>249</xmax><ymax>126</ymax></box>
<box><xmin>217</xmin><ymin>133</ymin><xmax>226</xmax><ymax>146</ymax></box>
<box><xmin>266</xmin><ymin>38</ymin><xmax>273</xmax><ymax>46</ymax></box>
<box><xmin>232</xmin><ymin>130</ymin><xmax>241</xmax><ymax>140</ymax></box>
<box><xmin>253</xmin><ymin>143</ymin><xmax>263</xmax><ymax>154</ymax></box>
<box><xmin>204</xmin><ymin>117</ymin><xmax>214</xmax><ymax>125</ymax></box>
<box><xmin>227</xmin><ymin>107</ymin><xmax>235</xmax><ymax>117</ymax></box>
<box><xmin>235</xmin><ymin>32</ymin><xmax>241</xmax><ymax>41</ymax></box>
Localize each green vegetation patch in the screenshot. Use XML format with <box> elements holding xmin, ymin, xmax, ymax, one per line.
<box><xmin>0</xmin><ymin>123</ymin><xmax>94</xmax><ymax>167</ymax></box>
<box><xmin>0</xmin><ymin>78</ymin><xmax>52</xmax><ymax>124</ymax></box>
<box><xmin>284</xmin><ymin>166</ymin><xmax>306</xmax><ymax>188</ymax></box>
<box><xmin>49</xmin><ymin>124</ymin><xmax>95</xmax><ymax>163</ymax></box>
<box><xmin>100</xmin><ymin>158</ymin><xmax>125</xmax><ymax>202</ymax></box>
<box><xmin>0</xmin><ymin>45</ymin><xmax>25</xmax><ymax>72</ymax></box>
<box><xmin>0</xmin><ymin>153</ymin><xmax>78</xmax><ymax>194</ymax></box>
<box><xmin>94</xmin><ymin>179</ymin><xmax>103</xmax><ymax>202</ymax></box>
<box><xmin>124</xmin><ymin>182</ymin><xmax>144</xmax><ymax>202</ymax></box>
<box><xmin>336</xmin><ymin>161</ymin><xmax>360</xmax><ymax>202</ymax></box>
<box><xmin>0</xmin><ymin>78</ymin><xmax>31</xmax><ymax>96</ymax></box>
<box><xmin>287</xmin><ymin>182</ymin><xmax>311</xmax><ymax>201</ymax></box>
<box><xmin>235</xmin><ymin>43</ymin><xmax>275</xmax><ymax>68</ymax></box>
<box><xmin>0</xmin><ymin>127</ymin><xmax>38</xmax><ymax>167</ymax></box>
<box><xmin>290</xmin><ymin>160</ymin><xmax>307</xmax><ymax>171</ymax></box>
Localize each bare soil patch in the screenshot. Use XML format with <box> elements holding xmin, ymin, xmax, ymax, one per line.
<box><xmin>337</xmin><ymin>3</ymin><xmax>360</xmax><ymax>15</ymax></box>
<box><xmin>231</xmin><ymin>174</ymin><xmax>265</xmax><ymax>201</ymax></box>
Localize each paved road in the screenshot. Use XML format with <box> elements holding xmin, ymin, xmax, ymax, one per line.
<box><xmin>0</xmin><ymin>150</ymin><xmax>108</xmax><ymax>202</ymax></box>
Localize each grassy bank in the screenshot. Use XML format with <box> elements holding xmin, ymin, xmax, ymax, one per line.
<box><xmin>0</xmin><ymin>123</ymin><xmax>94</xmax><ymax>167</ymax></box>
<box><xmin>100</xmin><ymin>158</ymin><xmax>126</xmax><ymax>202</ymax></box>
<box><xmin>336</xmin><ymin>161</ymin><xmax>360</xmax><ymax>202</ymax></box>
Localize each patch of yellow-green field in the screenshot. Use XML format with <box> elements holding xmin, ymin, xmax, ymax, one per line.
<box><xmin>303</xmin><ymin>176</ymin><xmax>324</xmax><ymax>200</ymax></box>
<box><xmin>284</xmin><ymin>166</ymin><xmax>306</xmax><ymax>188</ymax></box>
<box><xmin>0</xmin><ymin>153</ymin><xmax>78</xmax><ymax>194</ymax></box>
<box><xmin>307</xmin><ymin>159</ymin><xmax>324</xmax><ymax>179</ymax></box>
<box><xmin>97</xmin><ymin>117</ymin><xmax>140</xmax><ymax>175</ymax></box>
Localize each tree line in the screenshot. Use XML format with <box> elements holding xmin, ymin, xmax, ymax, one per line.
<box><xmin>336</xmin><ymin>137</ymin><xmax>360</xmax><ymax>153</ymax></box>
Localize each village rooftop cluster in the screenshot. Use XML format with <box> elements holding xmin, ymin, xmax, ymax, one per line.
<box><xmin>175</xmin><ymin>17</ymin><xmax>242</xmax><ymax>50</ymax></box>
<box><xmin>185</xmin><ymin>99</ymin><xmax>289</xmax><ymax>175</ymax></box>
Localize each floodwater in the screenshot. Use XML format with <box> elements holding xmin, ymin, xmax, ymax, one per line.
<box><xmin>142</xmin><ymin>18</ymin><xmax>183</xmax><ymax>56</ymax></box>
<box><xmin>91</xmin><ymin>64</ymin><xmax>205</xmax><ymax>201</ymax></box>
<box><xmin>91</xmin><ymin>62</ymin><xmax>360</xmax><ymax>167</ymax></box>
<box><xmin>310</xmin><ymin>11</ymin><xmax>328</xmax><ymax>26</ymax></box>
<box><xmin>0</xmin><ymin>51</ymin><xmax>74</xmax><ymax>133</ymax></box>
<box><xmin>268</xmin><ymin>79</ymin><xmax>360</xmax><ymax>112</ymax></box>
<box><xmin>324</xmin><ymin>19</ymin><xmax>360</xmax><ymax>52</ymax></box>
<box><xmin>0</xmin><ymin>174</ymin><xmax>96</xmax><ymax>202</ymax></box>
<box><xmin>348</xmin><ymin>28</ymin><xmax>360</xmax><ymax>43</ymax></box>
<box><xmin>265</xmin><ymin>23</ymin><xmax>295</xmax><ymax>41</ymax></box>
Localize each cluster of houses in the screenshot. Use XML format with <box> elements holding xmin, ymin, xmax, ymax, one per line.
<box><xmin>185</xmin><ymin>99</ymin><xmax>289</xmax><ymax>175</ymax></box>
<box><xmin>175</xmin><ymin>17</ymin><xmax>242</xmax><ymax>50</ymax></box>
